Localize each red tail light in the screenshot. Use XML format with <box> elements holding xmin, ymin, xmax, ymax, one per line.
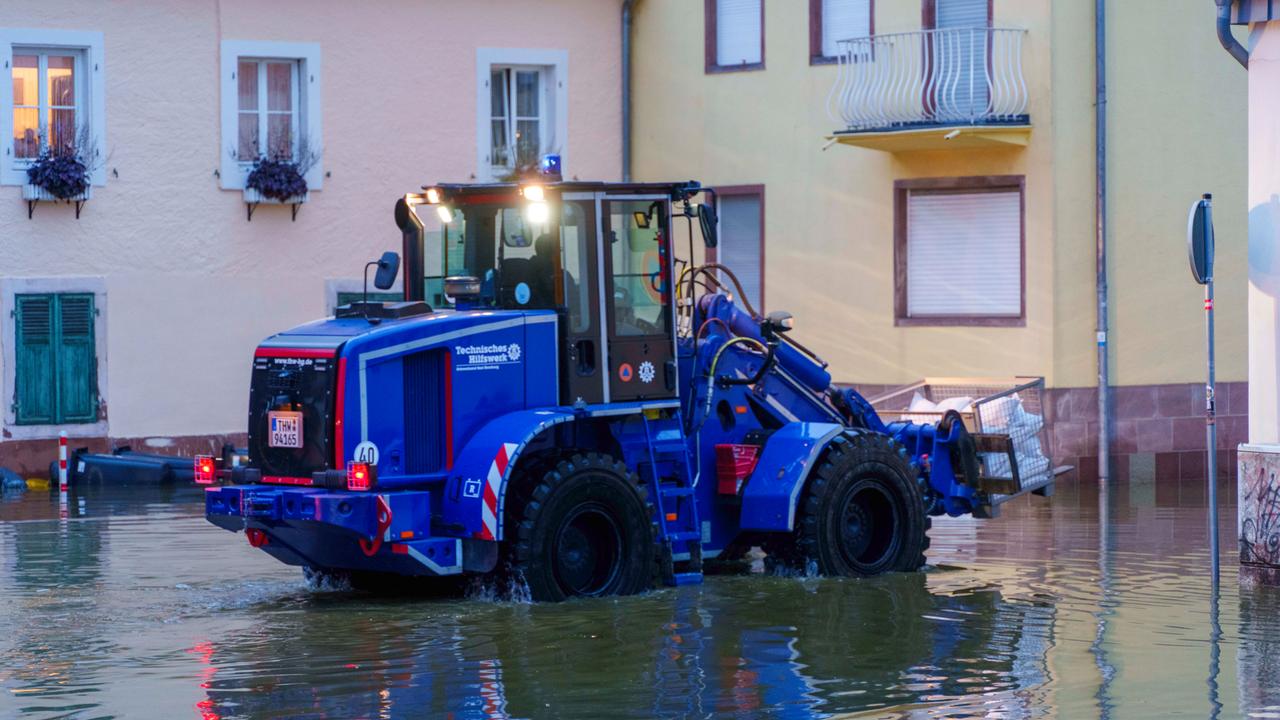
<box><xmin>715</xmin><ymin>444</ymin><xmax>760</xmax><ymax>495</ymax></box>
<box><xmin>347</xmin><ymin>461</ymin><xmax>376</xmax><ymax>491</ymax></box>
<box><xmin>194</xmin><ymin>455</ymin><xmax>217</xmax><ymax>485</ymax></box>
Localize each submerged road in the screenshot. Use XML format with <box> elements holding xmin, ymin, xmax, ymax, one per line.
<box><xmin>1</xmin><ymin>479</ymin><xmax>1277</xmax><ymax>719</ymax></box>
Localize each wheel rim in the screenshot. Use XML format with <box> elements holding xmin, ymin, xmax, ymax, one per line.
<box><xmin>553</xmin><ymin>502</ymin><xmax>624</xmax><ymax>596</ymax></box>
<box><xmin>837</xmin><ymin>477</ymin><xmax>901</xmax><ymax>572</ymax></box>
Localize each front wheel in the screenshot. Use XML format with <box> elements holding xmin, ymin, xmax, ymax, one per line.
<box><xmin>507</xmin><ymin>453</ymin><xmax>654</xmax><ymax>602</ymax></box>
<box><xmin>772</xmin><ymin>431</ymin><xmax>929</xmax><ymax>576</ymax></box>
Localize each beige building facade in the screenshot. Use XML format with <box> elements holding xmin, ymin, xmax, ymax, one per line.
<box><xmin>0</xmin><ymin>0</ymin><xmax>623</xmax><ymax>473</ymax></box>
<box><xmin>631</xmin><ymin>0</ymin><xmax>1248</xmax><ymax>480</ymax></box>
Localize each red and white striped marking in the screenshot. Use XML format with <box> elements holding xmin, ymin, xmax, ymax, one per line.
<box><xmin>478</xmin><ymin>658</ymin><xmax>508</xmax><ymax>719</ymax></box>
<box><xmin>58</xmin><ymin>431</ymin><xmax>68</xmax><ymax>498</ymax></box>
<box><xmin>479</xmin><ymin>443</ymin><xmax>519</xmax><ymax>541</ymax></box>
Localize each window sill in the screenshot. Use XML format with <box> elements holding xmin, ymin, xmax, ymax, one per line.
<box><xmin>810</xmin><ymin>55</ymin><xmax>839</xmax><ymax>66</ymax></box>
<box><xmin>895</xmin><ymin>315</ymin><xmax>1026</xmax><ymax>328</ymax></box>
<box><xmin>706</xmin><ymin>62</ymin><xmax>766</xmax><ymax>74</ymax></box>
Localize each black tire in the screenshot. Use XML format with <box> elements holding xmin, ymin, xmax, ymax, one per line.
<box><xmin>770</xmin><ymin>431</ymin><xmax>928</xmax><ymax>576</ymax></box>
<box><xmin>507</xmin><ymin>453</ymin><xmax>654</xmax><ymax>602</ymax></box>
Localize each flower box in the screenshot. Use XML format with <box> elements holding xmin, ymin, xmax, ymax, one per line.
<box><xmin>22</xmin><ymin>183</ymin><xmax>92</xmax><ymax>203</ymax></box>
<box><xmin>243</xmin><ymin>187</ymin><xmax>308</xmax><ymax>205</ymax></box>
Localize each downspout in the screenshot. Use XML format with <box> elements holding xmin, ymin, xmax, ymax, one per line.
<box><xmin>1096</xmin><ymin>0</ymin><xmax>1110</xmax><ymax>483</ymax></box>
<box><xmin>622</xmin><ymin>0</ymin><xmax>638</xmax><ymax>181</ymax></box>
<box><xmin>1215</xmin><ymin>0</ymin><xmax>1249</xmax><ymax>68</ymax></box>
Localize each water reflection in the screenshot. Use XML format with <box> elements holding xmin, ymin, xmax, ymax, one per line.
<box><xmin>1</xmin><ymin>481</ymin><xmax>1279</xmax><ymax>719</ymax></box>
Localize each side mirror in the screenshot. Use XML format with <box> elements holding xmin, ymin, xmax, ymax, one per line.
<box><xmin>697</xmin><ymin>203</ymin><xmax>718</xmax><ymax>249</ymax></box>
<box><xmin>374</xmin><ymin>251</ymin><xmax>400</xmax><ymax>290</ymax></box>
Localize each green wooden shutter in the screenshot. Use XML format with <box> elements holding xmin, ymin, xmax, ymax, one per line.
<box><xmin>14</xmin><ymin>294</ymin><xmax>56</xmax><ymax>425</ymax></box>
<box><xmin>57</xmin><ymin>294</ymin><xmax>97</xmax><ymax>423</ymax></box>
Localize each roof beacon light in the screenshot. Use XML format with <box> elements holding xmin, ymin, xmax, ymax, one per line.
<box><xmin>522</xmin><ymin>184</ymin><xmax>545</xmax><ymax>202</ymax></box>
<box><xmin>425</xmin><ymin>187</ymin><xmax>442</xmax><ymax>204</ymax></box>
<box><xmin>436</xmin><ymin>205</ymin><xmax>454</xmax><ymax>224</ymax></box>
<box><xmin>194</xmin><ymin>455</ymin><xmax>217</xmax><ymax>485</ymax></box>
<box><xmin>347</xmin><ymin>461</ymin><xmax>376</xmax><ymax>491</ymax></box>
<box><xmin>540</xmin><ymin>153</ymin><xmax>562</xmax><ymax>179</ymax></box>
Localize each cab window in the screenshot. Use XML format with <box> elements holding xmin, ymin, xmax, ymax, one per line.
<box><xmin>608</xmin><ymin>200</ymin><xmax>670</xmax><ymax>337</ymax></box>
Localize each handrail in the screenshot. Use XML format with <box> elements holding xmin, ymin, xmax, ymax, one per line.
<box><xmin>827</xmin><ymin>27</ymin><xmax>1029</xmax><ymax>133</ymax></box>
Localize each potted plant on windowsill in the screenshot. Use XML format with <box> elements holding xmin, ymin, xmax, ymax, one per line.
<box><xmin>22</xmin><ymin>127</ymin><xmax>96</xmax><ymax>216</ymax></box>
<box><xmin>241</xmin><ymin>138</ymin><xmax>319</xmax><ymax>221</ymax></box>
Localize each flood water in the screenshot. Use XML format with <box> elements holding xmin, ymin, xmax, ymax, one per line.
<box><xmin>1</xmin><ymin>479</ymin><xmax>1278</xmax><ymax>719</ymax></box>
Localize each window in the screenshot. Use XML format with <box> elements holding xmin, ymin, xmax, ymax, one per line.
<box><xmin>607</xmin><ymin>200</ymin><xmax>670</xmax><ymax>337</ymax></box>
<box><xmin>706</xmin><ymin>0</ymin><xmax>765</xmax><ymax>72</ymax></box>
<box><xmin>894</xmin><ymin>176</ymin><xmax>1024</xmax><ymax>326</ymax></box>
<box><xmin>476</xmin><ymin>48</ymin><xmax>567</xmax><ymax>180</ymax></box>
<box><xmin>924</xmin><ymin>0</ymin><xmax>992</xmax><ymax>116</ymax></box>
<box><xmin>711</xmin><ymin>186</ymin><xmax>765</xmax><ymax>312</ymax></box>
<box><xmin>219</xmin><ymin>41</ymin><xmax>322</xmax><ymax>190</ymax></box>
<box><xmin>237</xmin><ymin>59</ymin><xmax>298</xmax><ymax>161</ymax></box>
<box><xmin>14</xmin><ymin>293</ymin><xmax>97</xmax><ymax>425</ymax></box>
<box><xmin>0</xmin><ymin>29</ymin><xmax>104</xmax><ymax>186</ymax></box>
<box><xmin>810</xmin><ymin>0</ymin><xmax>872</xmax><ymax>64</ymax></box>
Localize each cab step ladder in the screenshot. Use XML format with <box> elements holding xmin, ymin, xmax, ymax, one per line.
<box><xmin>641</xmin><ymin>410</ymin><xmax>703</xmax><ymax>586</ymax></box>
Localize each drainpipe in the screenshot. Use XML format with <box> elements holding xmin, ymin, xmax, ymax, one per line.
<box><xmin>1096</xmin><ymin>0</ymin><xmax>1110</xmax><ymax>483</ymax></box>
<box><xmin>621</xmin><ymin>0</ymin><xmax>638</xmax><ymax>181</ymax></box>
<box><xmin>1215</xmin><ymin>0</ymin><xmax>1249</xmax><ymax>68</ymax></box>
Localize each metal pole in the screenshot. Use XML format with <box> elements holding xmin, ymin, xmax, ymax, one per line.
<box><xmin>1095</xmin><ymin>0</ymin><xmax>1110</xmax><ymax>483</ymax></box>
<box><xmin>1204</xmin><ymin>194</ymin><xmax>1219</xmax><ymax>585</ymax></box>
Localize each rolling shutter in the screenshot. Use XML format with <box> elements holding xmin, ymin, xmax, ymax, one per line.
<box><xmin>933</xmin><ymin>0</ymin><xmax>990</xmax><ymax>115</ymax></box>
<box><xmin>15</xmin><ymin>295</ymin><xmax>56</xmax><ymax>425</ymax></box>
<box><xmin>718</xmin><ymin>193</ymin><xmax>764</xmax><ymax>312</ymax></box>
<box><xmin>716</xmin><ymin>0</ymin><xmax>762</xmax><ymax>66</ymax></box>
<box><xmin>13</xmin><ymin>293</ymin><xmax>97</xmax><ymax>425</ymax></box>
<box><xmin>906</xmin><ymin>190</ymin><xmax>1021</xmax><ymax>317</ymax></box>
<box><xmin>822</xmin><ymin>0</ymin><xmax>871</xmax><ymax>57</ymax></box>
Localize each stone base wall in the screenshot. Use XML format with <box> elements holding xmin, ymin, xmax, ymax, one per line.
<box><xmin>853</xmin><ymin>381</ymin><xmax>1249</xmax><ymax>481</ymax></box>
<box><xmin>0</xmin><ymin>433</ymin><xmax>248</xmax><ymax>478</ymax></box>
<box><xmin>1239</xmin><ymin>445</ymin><xmax>1280</xmax><ymax>580</ymax></box>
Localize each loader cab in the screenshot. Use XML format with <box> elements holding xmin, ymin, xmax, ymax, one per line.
<box><xmin>402</xmin><ymin>182</ymin><xmax>687</xmax><ymax>406</ymax></box>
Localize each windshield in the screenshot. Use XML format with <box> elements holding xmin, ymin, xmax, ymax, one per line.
<box><xmin>421</xmin><ymin>200</ymin><xmax>588</xmax><ymax>311</ymax></box>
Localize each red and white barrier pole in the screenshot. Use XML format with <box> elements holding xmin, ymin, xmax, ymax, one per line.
<box><xmin>58</xmin><ymin>431</ymin><xmax>68</xmax><ymax>502</ymax></box>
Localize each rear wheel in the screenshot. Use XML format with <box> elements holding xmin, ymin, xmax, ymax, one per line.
<box><xmin>507</xmin><ymin>453</ymin><xmax>654</xmax><ymax>602</ymax></box>
<box><xmin>768</xmin><ymin>431</ymin><xmax>928</xmax><ymax>576</ymax></box>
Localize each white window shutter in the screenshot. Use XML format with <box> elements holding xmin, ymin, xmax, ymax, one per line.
<box><xmin>716</xmin><ymin>0</ymin><xmax>762</xmax><ymax>66</ymax></box>
<box><xmin>935</xmin><ymin>0</ymin><xmax>988</xmax><ymax>28</ymax></box>
<box><xmin>719</xmin><ymin>194</ymin><xmax>764</xmax><ymax>311</ymax></box>
<box><xmin>906</xmin><ymin>190</ymin><xmax>1021</xmax><ymax>317</ymax></box>
<box><xmin>822</xmin><ymin>0</ymin><xmax>871</xmax><ymax>57</ymax></box>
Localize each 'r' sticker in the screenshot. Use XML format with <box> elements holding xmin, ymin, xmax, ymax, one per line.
<box><xmin>463</xmin><ymin>478</ymin><xmax>482</xmax><ymax>498</ymax></box>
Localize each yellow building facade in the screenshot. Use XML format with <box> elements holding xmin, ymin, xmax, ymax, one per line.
<box><xmin>631</xmin><ymin>0</ymin><xmax>1247</xmax><ymax>479</ymax></box>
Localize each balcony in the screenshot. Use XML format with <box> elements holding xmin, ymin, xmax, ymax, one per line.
<box><xmin>826</xmin><ymin>27</ymin><xmax>1030</xmax><ymax>152</ymax></box>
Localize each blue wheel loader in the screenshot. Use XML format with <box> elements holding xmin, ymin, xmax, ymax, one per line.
<box><xmin>202</xmin><ymin>174</ymin><xmax>1055</xmax><ymax>601</ymax></box>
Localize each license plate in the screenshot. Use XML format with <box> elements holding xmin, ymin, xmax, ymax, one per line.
<box><xmin>268</xmin><ymin>411</ymin><xmax>303</xmax><ymax>448</ymax></box>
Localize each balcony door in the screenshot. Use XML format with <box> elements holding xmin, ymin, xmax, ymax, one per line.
<box><xmin>923</xmin><ymin>0</ymin><xmax>992</xmax><ymax>121</ymax></box>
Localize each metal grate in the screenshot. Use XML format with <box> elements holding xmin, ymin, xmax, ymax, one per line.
<box><xmin>403</xmin><ymin>350</ymin><xmax>445</xmax><ymax>474</ymax></box>
<box><xmin>869</xmin><ymin>377</ymin><xmax>1052</xmax><ymax>489</ymax></box>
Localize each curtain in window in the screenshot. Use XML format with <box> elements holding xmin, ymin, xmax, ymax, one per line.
<box><xmin>716</xmin><ymin>0</ymin><xmax>762</xmax><ymax>66</ymax></box>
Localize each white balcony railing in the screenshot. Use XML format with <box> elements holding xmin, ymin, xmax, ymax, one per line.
<box><xmin>827</xmin><ymin>27</ymin><xmax>1029</xmax><ymax>133</ymax></box>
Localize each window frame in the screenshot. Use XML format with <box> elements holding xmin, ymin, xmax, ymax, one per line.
<box><xmin>219</xmin><ymin>40</ymin><xmax>322</xmax><ymax>191</ymax></box>
<box><xmin>0</xmin><ymin>28</ymin><xmax>105</xmax><ymax>187</ymax></box>
<box><xmin>893</xmin><ymin>175</ymin><xmax>1025</xmax><ymax>327</ymax></box>
<box><xmin>705</xmin><ymin>0</ymin><xmax>766</xmax><ymax>74</ymax></box>
<box><xmin>809</xmin><ymin>0</ymin><xmax>875</xmax><ymax>65</ymax></box>
<box><xmin>707</xmin><ymin>184</ymin><xmax>766</xmax><ymax>312</ymax></box>
<box><xmin>1</xmin><ymin>276</ymin><xmax>108</xmax><ymax>439</ymax></box>
<box><xmin>476</xmin><ymin>48</ymin><xmax>567</xmax><ymax>181</ymax></box>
